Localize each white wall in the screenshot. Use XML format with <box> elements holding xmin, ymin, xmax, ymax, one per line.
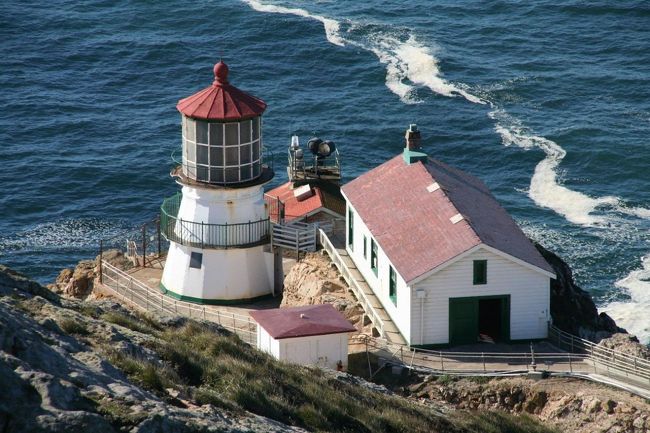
<box><xmin>178</xmin><ymin>183</ymin><xmax>267</xmax><ymax>225</ymax></box>
<box><xmin>411</xmin><ymin>247</ymin><xmax>550</xmax><ymax>345</ymax></box>
<box><xmin>256</xmin><ymin>328</ymin><xmax>350</xmax><ymax>371</ymax></box>
<box><xmin>257</xmin><ymin>325</ymin><xmax>281</xmax><ymax>358</ymax></box>
<box><xmin>161</xmin><ymin>243</ymin><xmax>274</xmax><ymax>301</ymax></box>
<box><xmin>280</xmin><ymin>332</ymin><xmax>350</xmax><ymax>370</ymax></box>
<box><xmin>345</xmin><ymin>202</ymin><xmax>411</xmax><ymax>343</ymax></box>
<box><xmin>162</xmin><ymin>179</ymin><xmax>275</xmax><ymax>301</ymax></box>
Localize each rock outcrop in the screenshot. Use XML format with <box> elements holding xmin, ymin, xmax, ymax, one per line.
<box><xmin>48</xmin><ymin>249</ymin><xmax>131</xmax><ymax>299</ymax></box>
<box><xmin>535</xmin><ymin>243</ymin><xmax>626</xmax><ymax>340</ymax></box>
<box><xmin>0</xmin><ymin>265</ymin><xmax>304</xmax><ymax>433</ymax></box>
<box><xmin>281</xmin><ymin>252</ymin><xmax>367</xmax><ymax>330</ymax></box>
<box><xmin>404</xmin><ymin>376</ymin><xmax>650</xmax><ymax>433</ymax></box>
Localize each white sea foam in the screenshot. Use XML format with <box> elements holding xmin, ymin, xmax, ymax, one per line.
<box><xmin>367</xmin><ymin>34</ymin><xmax>486</xmax><ymax>105</ymax></box>
<box><xmin>242</xmin><ymin>0</ymin><xmax>648</xmax><ymax>230</ymax></box>
<box><xmin>241</xmin><ymin>0</ymin><xmax>483</xmax><ymax>105</ymax></box>
<box><xmin>489</xmin><ymin>109</ymin><xmax>625</xmax><ymax>226</ymax></box>
<box><xmin>242</xmin><ymin>0</ymin><xmax>346</xmax><ymax>46</ymax></box>
<box><xmin>602</xmin><ymin>255</ymin><xmax>650</xmax><ymax>344</ymax></box>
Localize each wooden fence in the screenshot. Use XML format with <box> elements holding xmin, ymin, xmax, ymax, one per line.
<box><xmin>272</xmin><ymin>221</ymin><xmax>317</xmax><ymax>252</ymax></box>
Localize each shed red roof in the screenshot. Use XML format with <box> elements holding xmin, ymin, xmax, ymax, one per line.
<box><xmin>250</xmin><ymin>304</ymin><xmax>356</xmax><ymax>340</ymax></box>
<box><xmin>341</xmin><ymin>155</ymin><xmax>554</xmax><ymax>283</ymax></box>
<box><xmin>265</xmin><ymin>182</ymin><xmax>345</xmax><ymax>222</ymax></box>
<box><xmin>177</xmin><ymin>61</ymin><xmax>267</xmax><ymax>121</ymax></box>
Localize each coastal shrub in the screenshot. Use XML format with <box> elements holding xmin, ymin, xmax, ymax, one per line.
<box><xmin>436</xmin><ymin>374</ymin><xmax>455</xmax><ymax>385</ymax></box>
<box><xmin>59</xmin><ymin>318</ymin><xmax>89</xmax><ymax>335</ymax></box>
<box><xmin>459</xmin><ymin>411</ymin><xmax>561</xmax><ymax>433</ymax></box>
<box><xmin>105</xmin><ymin>347</ymin><xmax>176</xmax><ymax>394</ymax></box>
<box><xmin>193</xmin><ymin>387</ymin><xmax>238</xmax><ymax>412</ymax></box>
<box><xmin>101</xmin><ymin>311</ymin><xmax>157</xmax><ymax>335</ymax></box>
<box><xmin>133</xmin><ymin>311</ymin><xmax>163</xmax><ymax>331</ymax></box>
<box><xmin>96</xmin><ymin>399</ymin><xmax>147</xmax><ymax>430</ymax></box>
<box><xmin>467</xmin><ymin>375</ymin><xmax>492</xmax><ymax>385</ymax></box>
<box><xmin>75</xmin><ymin>304</ymin><xmax>101</xmax><ymax>319</ymax></box>
<box><xmin>151</xmin><ymin>322</ymin><xmax>459</xmax><ymax>432</ymax></box>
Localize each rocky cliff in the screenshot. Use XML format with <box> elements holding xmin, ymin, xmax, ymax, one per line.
<box><xmin>535</xmin><ymin>244</ymin><xmax>650</xmax><ymax>358</ymax></box>
<box><xmin>401</xmin><ymin>374</ymin><xmax>650</xmax><ymax>433</ymax></box>
<box><xmin>0</xmin><ymin>264</ymin><xmax>302</xmax><ymax>433</ymax></box>
<box><xmin>535</xmin><ymin>243</ymin><xmax>624</xmax><ymax>339</ymax></box>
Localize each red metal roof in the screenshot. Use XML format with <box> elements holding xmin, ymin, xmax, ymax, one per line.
<box><xmin>341</xmin><ymin>155</ymin><xmax>554</xmax><ymax>283</ymax></box>
<box><xmin>250</xmin><ymin>304</ymin><xmax>356</xmax><ymax>340</ymax></box>
<box><xmin>177</xmin><ymin>61</ymin><xmax>267</xmax><ymax>121</ymax></box>
<box><xmin>265</xmin><ymin>182</ymin><xmax>345</xmax><ymax>221</ymax></box>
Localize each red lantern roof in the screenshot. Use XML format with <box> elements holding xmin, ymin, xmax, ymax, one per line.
<box><xmin>176</xmin><ymin>61</ymin><xmax>267</xmax><ymax>121</ymax></box>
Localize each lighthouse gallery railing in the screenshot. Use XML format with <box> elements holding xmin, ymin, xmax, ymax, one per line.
<box><xmin>160</xmin><ymin>193</ymin><xmax>270</xmax><ymax>249</ymax></box>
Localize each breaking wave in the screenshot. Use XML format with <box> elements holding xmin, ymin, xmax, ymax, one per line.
<box><xmin>602</xmin><ymin>255</ymin><xmax>650</xmax><ymax>344</ymax></box>
<box><xmin>241</xmin><ymin>0</ymin><xmax>481</xmax><ymax>105</ymax></box>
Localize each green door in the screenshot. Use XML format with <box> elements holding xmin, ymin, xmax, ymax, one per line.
<box><xmin>449</xmin><ymin>295</ymin><xmax>511</xmax><ymax>345</ymax></box>
<box><xmin>449</xmin><ymin>298</ymin><xmax>478</xmax><ymax>345</ymax></box>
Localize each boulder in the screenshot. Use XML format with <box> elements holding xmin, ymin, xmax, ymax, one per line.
<box><xmin>597</xmin><ymin>333</ymin><xmax>650</xmax><ymax>360</ymax></box>
<box><xmin>281</xmin><ymin>253</ymin><xmax>365</xmax><ymax>329</ymax></box>
<box><xmin>48</xmin><ymin>249</ymin><xmax>130</xmax><ymax>300</ymax></box>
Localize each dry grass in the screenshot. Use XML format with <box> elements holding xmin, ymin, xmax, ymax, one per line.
<box><xmin>101</xmin><ymin>317</ymin><xmax>558</xmax><ymax>433</ymax></box>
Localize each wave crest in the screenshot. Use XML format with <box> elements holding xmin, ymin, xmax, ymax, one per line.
<box><xmin>602</xmin><ymin>255</ymin><xmax>650</xmax><ymax>344</ymax></box>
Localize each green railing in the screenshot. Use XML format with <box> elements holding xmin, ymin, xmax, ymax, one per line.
<box><xmin>160</xmin><ymin>193</ymin><xmax>270</xmax><ymax>249</ymax></box>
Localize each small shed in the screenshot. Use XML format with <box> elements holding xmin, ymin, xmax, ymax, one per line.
<box><xmin>250</xmin><ymin>304</ymin><xmax>356</xmax><ymax>370</ymax></box>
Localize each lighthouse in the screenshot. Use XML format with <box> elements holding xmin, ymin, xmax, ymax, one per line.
<box><xmin>159</xmin><ymin>61</ymin><xmax>275</xmax><ymax>304</ymax></box>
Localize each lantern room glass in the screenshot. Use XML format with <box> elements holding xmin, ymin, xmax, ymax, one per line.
<box><xmin>181</xmin><ymin>116</ymin><xmax>262</xmax><ymax>184</ymax></box>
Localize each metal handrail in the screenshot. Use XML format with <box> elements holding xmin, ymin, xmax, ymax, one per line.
<box><xmin>99</xmin><ymin>260</ymin><xmax>650</xmax><ymax>394</ymax></box>
<box><xmin>100</xmin><ymin>261</ymin><xmax>256</xmax><ymax>345</ymax></box>
<box><xmin>160</xmin><ymin>193</ymin><xmax>271</xmax><ymax>249</ymax></box>
<box><xmin>548</xmin><ymin>325</ymin><xmax>650</xmax><ymax>379</ymax></box>
<box><xmin>288</xmin><ymin>148</ymin><xmax>340</xmax><ymax>181</ymax></box>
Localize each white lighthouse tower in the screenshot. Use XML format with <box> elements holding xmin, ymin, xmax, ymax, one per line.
<box><xmin>160</xmin><ymin>61</ymin><xmax>275</xmax><ymax>304</ymax></box>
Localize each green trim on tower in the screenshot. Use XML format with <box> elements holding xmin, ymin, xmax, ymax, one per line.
<box><xmin>160</xmin><ymin>282</ymin><xmax>274</xmax><ymax>305</ymax></box>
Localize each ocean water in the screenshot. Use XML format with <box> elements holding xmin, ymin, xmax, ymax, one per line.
<box><xmin>1</xmin><ymin>1</ymin><xmax>648</xmax><ymax>341</ymax></box>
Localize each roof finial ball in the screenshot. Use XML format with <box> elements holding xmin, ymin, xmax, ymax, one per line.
<box><xmin>213</xmin><ymin>60</ymin><xmax>229</xmax><ymax>85</ymax></box>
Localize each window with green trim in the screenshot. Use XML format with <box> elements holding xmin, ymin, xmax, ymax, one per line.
<box><xmin>347</xmin><ymin>208</ymin><xmax>354</xmax><ymax>250</ymax></box>
<box><xmin>370</xmin><ymin>239</ymin><xmax>378</xmax><ymax>275</ymax></box>
<box><xmin>389</xmin><ymin>265</ymin><xmax>397</xmax><ymax>305</ymax></box>
<box><xmin>363</xmin><ymin>236</ymin><xmax>367</xmax><ymax>259</ymax></box>
<box><xmin>473</xmin><ymin>260</ymin><xmax>487</xmax><ymax>285</ymax></box>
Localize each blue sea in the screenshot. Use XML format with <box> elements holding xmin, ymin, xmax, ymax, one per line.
<box><xmin>1</xmin><ymin>1</ymin><xmax>649</xmax><ymax>341</ymax></box>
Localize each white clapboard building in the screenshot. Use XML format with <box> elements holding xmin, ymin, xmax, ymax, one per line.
<box><xmin>250</xmin><ymin>304</ymin><xmax>356</xmax><ymax>370</ymax></box>
<box><xmin>340</xmin><ymin>125</ymin><xmax>555</xmax><ymax>347</ymax></box>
